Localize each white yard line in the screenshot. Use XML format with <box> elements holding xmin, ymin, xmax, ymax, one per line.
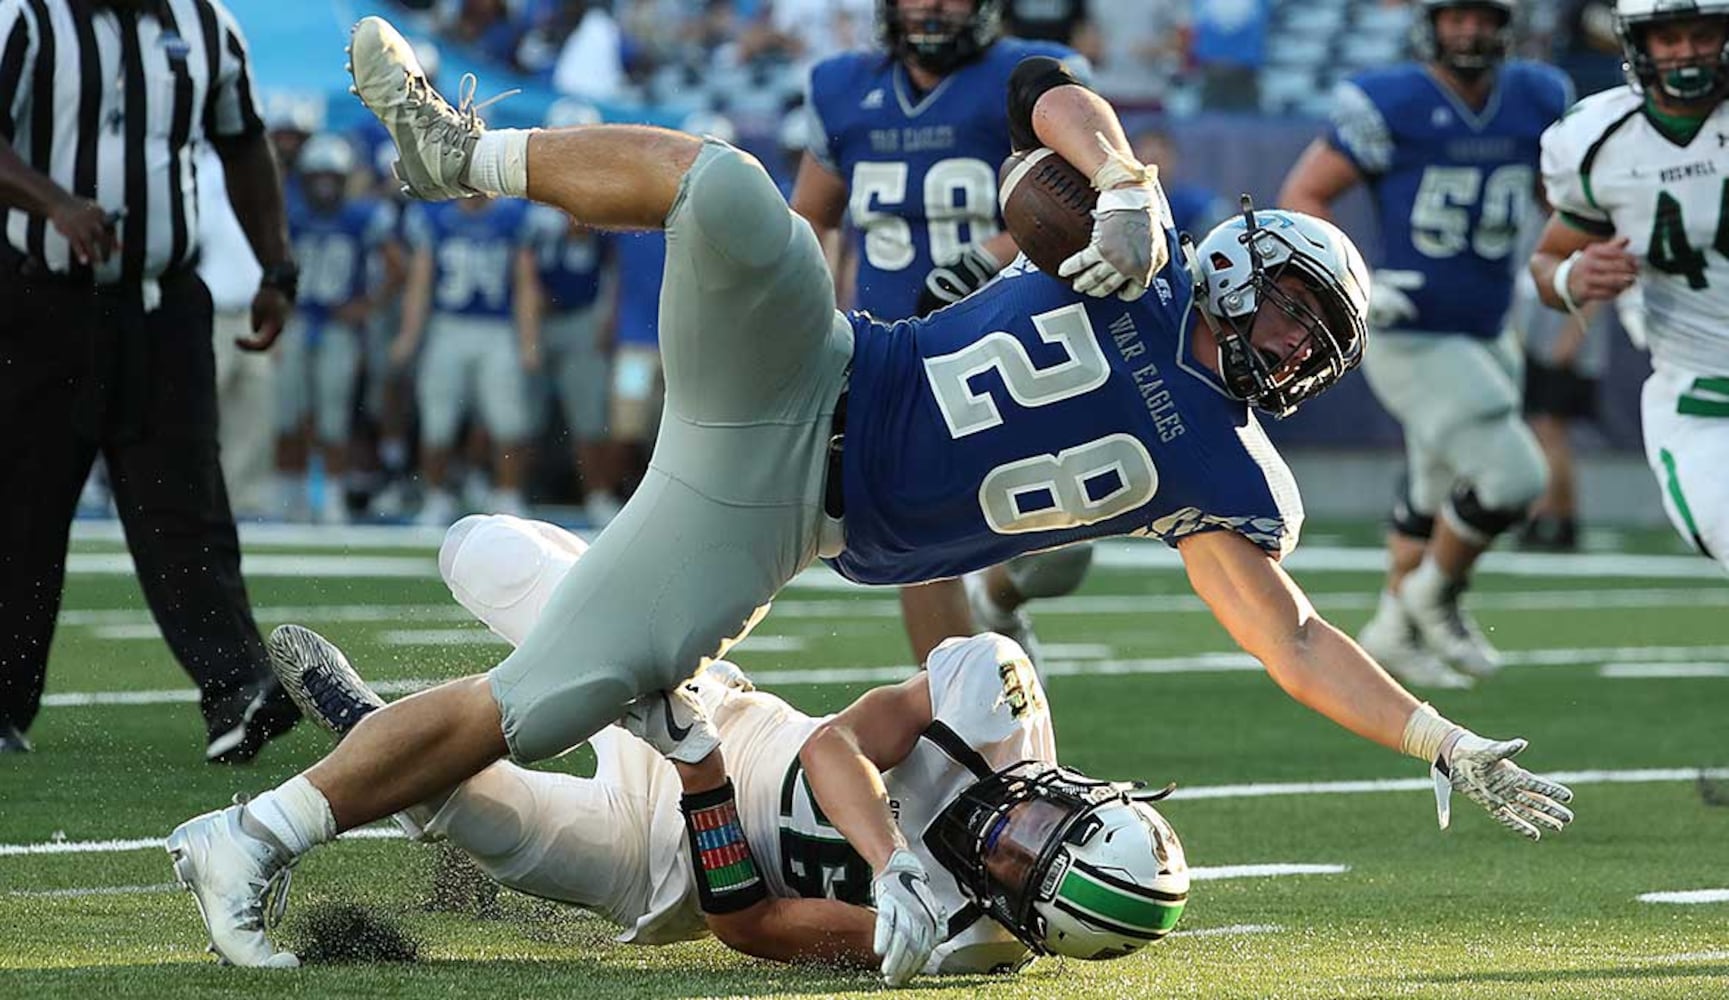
<box><xmin>1599</xmin><ymin>663</ymin><xmax>1729</xmax><ymax>679</ymax></box>
<box><xmin>67</xmin><ymin>553</ymin><xmax>436</xmax><ymax>578</ymax></box>
<box><xmin>1638</xmin><ymin>890</ymin><xmax>1729</xmax><ymax>905</ymax></box>
<box><xmin>8</xmin><ymin>883</ymin><xmax>179</xmax><ymax>898</ymax></box>
<box><xmin>39</xmin><ymin>642</ymin><xmax>1729</xmax><ymax>709</ymax></box>
<box><xmin>1169</xmin><ymin>923</ymin><xmax>1282</xmax><ymax>939</ymax></box>
<box><xmin>1189</xmin><ymin>864</ymin><xmax>1349</xmax><ymax>880</ymax></box>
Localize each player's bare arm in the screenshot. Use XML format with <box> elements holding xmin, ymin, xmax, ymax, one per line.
<box><xmin>664</xmin><ymin>744</ymin><xmax>879</xmax><ymax>968</ymax></box>
<box><xmin>1277</xmin><ymin>140</ymin><xmax>1363</xmax><ymax>221</ymax></box>
<box><xmin>1179</xmin><ymin>529</ymin><xmax>1576</xmax><ymax>841</ymax></box>
<box><xmin>391</xmin><ymin>246</ymin><xmax>434</xmax><ymax>368</ymax></box>
<box><xmin>1529</xmin><ymin>216</ymin><xmax>1637</xmax><ymax>312</ymax></box>
<box><xmin>799</xmin><ymin>676</ymin><xmax>947</xmax><ymax>984</ymax></box>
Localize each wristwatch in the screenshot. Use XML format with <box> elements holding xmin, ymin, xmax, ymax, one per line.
<box><xmin>260</xmin><ymin>260</ymin><xmax>300</xmax><ymax>302</ymax></box>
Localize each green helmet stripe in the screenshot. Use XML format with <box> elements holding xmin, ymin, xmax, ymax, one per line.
<box><xmin>1057</xmin><ymin>869</ymin><xmax>1185</xmax><ymax>935</ymax></box>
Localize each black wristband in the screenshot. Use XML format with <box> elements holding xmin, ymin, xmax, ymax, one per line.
<box><xmin>260</xmin><ymin>260</ymin><xmax>300</xmax><ymax>302</ymax></box>
<box><xmin>680</xmin><ymin>779</ymin><xmax>770</xmax><ymax>914</ymax></box>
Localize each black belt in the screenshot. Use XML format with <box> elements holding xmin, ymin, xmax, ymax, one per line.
<box><xmin>823</xmin><ymin>389</ymin><xmax>847</xmax><ymax>520</ymax></box>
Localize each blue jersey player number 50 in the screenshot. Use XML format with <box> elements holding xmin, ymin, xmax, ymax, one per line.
<box><xmin>850</xmin><ymin>157</ymin><xmax>1000</xmax><ymax>271</ymax></box>
<box><xmin>1409</xmin><ymin>163</ymin><xmax>1531</xmax><ymax>260</ymax></box>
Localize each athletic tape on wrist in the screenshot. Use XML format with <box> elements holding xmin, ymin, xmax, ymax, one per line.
<box><xmin>680</xmin><ymin>779</ymin><xmax>768</xmax><ymax>914</ymax></box>
<box><xmin>1400</xmin><ymin>703</ymin><xmax>1462</xmax><ymax>765</ymax></box>
<box><xmin>1552</xmin><ymin>251</ymin><xmax>1585</xmax><ymax>322</ymax></box>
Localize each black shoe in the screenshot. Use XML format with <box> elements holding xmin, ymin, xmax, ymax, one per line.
<box><xmin>1518</xmin><ymin>516</ymin><xmax>1579</xmax><ymax>553</ymax></box>
<box><xmin>204</xmin><ymin>678</ymin><xmax>303</xmax><ymax>764</ymax></box>
<box><xmin>0</xmin><ymin>723</ymin><xmax>32</xmax><ymax>753</ymax></box>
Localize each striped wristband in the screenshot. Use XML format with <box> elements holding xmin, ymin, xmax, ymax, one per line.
<box><xmin>681</xmin><ymin>780</ymin><xmax>768</xmax><ymax>914</ymax></box>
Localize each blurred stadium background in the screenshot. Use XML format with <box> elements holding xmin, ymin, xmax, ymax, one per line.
<box><xmin>90</xmin><ymin>0</ymin><xmax>1664</xmax><ymax>535</ymax></box>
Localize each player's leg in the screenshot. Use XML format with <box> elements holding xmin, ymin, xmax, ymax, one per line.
<box><xmin>959</xmin><ymin>545</ymin><xmax>1098</xmax><ymax>664</ymax></box>
<box><xmin>1396</xmin><ymin>332</ymin><xmax>1546</xmax><ymax>678</ymax></box>
<box><xmin>312</xmin><ymin>323</ymin><xmax>363</xmax><ymax>524</ymax></box>
<box><xmin>1642</xmin><ymin>367</ymin><xmax>1729</xmax><ymax>571</ymax></box>
<box><xmin>475</xmin><ymin>319</ymin><xmax>534</xmax><ymax>514</ymax></box>
<box><xmin>1358</xmin><ymin>332</ymin><xmax>1474</xmax><ymax>689</ymax></box>
<box><xmin>414</xmin><ymin>316</ymin><xmax>471</xmax><ymax>525</ymax></box>
<box><xmin>273</xmin><ymin>317</ymin><xmax>312</xmax><ymax>520</ymax></box>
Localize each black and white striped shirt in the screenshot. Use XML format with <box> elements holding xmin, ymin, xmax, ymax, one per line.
<box><xmin>0</xmin><ymin>0</ymin><xmax>264</xmax><ymax>283</ymax></box>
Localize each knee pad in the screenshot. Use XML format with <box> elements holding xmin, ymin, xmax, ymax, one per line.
<box><xmin>1388</xmin><ymin>475</ymin><xmax>1435</xmax><ymax>541</ymax></box>
<box><xmin>1454</xmin><ymin>416</ymin><xmax>1548</xmax><ymax>511</ymax></box>
<box><xmin>440</xmin><ymin>515</ymin><xmax>586</xmax><ymax>646</ymax></box>
<box><xmin>1443</xmin><ymin>485</ymin><xmax>1529</xmax><ymax>546</ymax></box>
<box><xmin>1004</xmin><ymin>544</ymin><xmax>1095</xmax><ymax>599</ymax></box>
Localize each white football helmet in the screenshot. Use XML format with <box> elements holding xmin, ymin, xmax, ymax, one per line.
<box><xmin>927</xmin><ymin>763</ymin><xmax>1189</xmax><ymax>961</ymax></box>
<box><xmin>1412</xmin><ymin>1</ymin><xmax>1518</xmax><ymax>77</ymax></box>
<box><xmin>1191</xmin><ymin>204</ymin><xmax>1370</xmax><ymax>417</ymax></box>
<box><xmin>297</xmin><ymin>133</ymin><xmax>356</xmax><ymax>177</ymax></box>
<box><xmin>1616</xmin><ymin>0</ymin><xmax>1729</xmax><ymax>101</ymax></box>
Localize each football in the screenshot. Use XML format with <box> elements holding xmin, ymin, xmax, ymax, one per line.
<box><xmin>998</xmin><ymin>147</ymin><xmax>1096</xmax><ymax>279</ymax></box>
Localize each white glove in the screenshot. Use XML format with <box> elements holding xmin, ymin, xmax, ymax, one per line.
<box><xmin>1059</xmin><ymin>187</ymin><xmax>1168</xmax><ymax>301</ymax></box>
<box><xmin>871</xmin><ymin>848</ymin><xmax>944</xmax><ymax>986</ymax></box>
<box><xmin>1367</xmin><ymin>268</ymin><xmax>1424</xmax><ymax>329</ymax></box>
<box><xmin>1433</xmin><ymin>731</ymin><xmax>1575</xmax><ymax>841</ymax></box>
<box><xmin>702</xmin><ymin>659</ymin><xmax>755</xmax><ymax>692</ymax></box>
<box><xmin>618</xmin><ymin>684</ymin><xmax>721</xmax><ymax>765</ymax></box>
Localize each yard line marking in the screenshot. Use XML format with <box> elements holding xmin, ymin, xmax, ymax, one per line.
<box><xmin>67</xmin><ymin>553</ymin><xmax>436</xmax><ymax>578</ymax></box>
<box><xmin>8</xmin><ymin>883</ymin><xmax>179</xmax><ymax>898</ymax></box>
<box><xmin>0</xmin><ymin>826</ymin><xmax>406</xmax><ymax>857</ymax></box>
<box><xmin>73</xmin><ymin>520</ymin><xmax>452</xmax><ymax>550</ymax></box>
<box><xmin>1638</xmin><ymin>889</ymin><xmax>1729</xmax><ymax>905</ymax></box>
<box><xmin>1173</xmin><ymin>767</ymin><xmax>1729</xmax><ymax>802</ymax></box>
<box><xmin>1600</xmin><ymin>663</ymin><xmax>1729</xmax><ymax>679</ymax></box>
<box><xmin>370</xmin><ymin>630</ymin><xmax>808</xmax><ymax>654</ymax></box>
<box><xmin>1189</xmin><ymin>864</ymin><xmax>1349</xmax><ymax>880</ymax></box>
<box><xmin>1652</xmin><ymin>950</ymin><xmax>1729</xmax><ymax>963</ymax></box>
<box><xmin>1170</xmin><ymin>924</ymin><xmax>1282</xmax><ymax>939</ymax></box>
<box><xmin>61</xmin><ymin>586</ymin><xmax>1729</xmax><ymax>635</ymax></box>
<box><xmin>41</xmin><ymin>643</ymin><xmax>1729</xmax><ymax>708</ymax></box>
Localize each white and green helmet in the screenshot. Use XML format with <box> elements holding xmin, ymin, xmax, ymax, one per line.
<box><xmin>926</xmin><ymin>762</ymin><xmax>1189</xmax><ymax>960</ymax></box>
<box><xmin>1616</xmin><ymin>0</ymin><xmax>1729</xmax><ymax>101</ymax></box>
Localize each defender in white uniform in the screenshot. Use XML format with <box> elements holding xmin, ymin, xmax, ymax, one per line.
<box><xmin>1533</xmin><ymin>0</ymin><xmax>1729</xmax><ymax>570</ymax></box>
<box><xmin>272</xmin><ymin>513</ymin><xmax>1185</xmax><ymax>979</ymax></box>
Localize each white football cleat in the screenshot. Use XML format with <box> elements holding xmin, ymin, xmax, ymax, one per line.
<box><xmin>1397</xmin><ymin>565</ymin><xmax>1502</xmax><ymax>679</ymax></box>
<box><xmin>963</xmin><ymin>571</ymin><xmax>1044</xmax><ymax>666</ymax></box>
<box><xmin>166</xmin><ymin>803</ymin><xmax>300</xmax><ymax>968</ymax></box>
<box><xmin>347</xmin><ymin>16</ymin><xmax>490</xmax><ymax>200</ymax></box>
<box><xmin>1357</xmin><ymin>606</ymin><xmax>1473</xmax><ymax>690</ymax></box>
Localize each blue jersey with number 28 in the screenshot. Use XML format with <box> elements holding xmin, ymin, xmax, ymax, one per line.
<box><xmin>1325</xmin><ymin>61</ymin><xmax>1571</xmax><ymax>338</ymax></box>
<box><xmin>830</xmin><ymin>234</ymin><xmax>1305</xmax><ymax>587</ymax></box>
<box><xmin>807</xmin><ymin>38</ymin><xmax>1078</xmax><ymax>321</ymax></box>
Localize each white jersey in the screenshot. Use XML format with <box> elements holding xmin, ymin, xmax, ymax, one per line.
<box><xmin>631</xmin><ymin>636</ymin><xmax>1057</xmax><ymax>975</ymax></box>
<box><xmin>1540</xmin><ymin>87</ymin><xmax>1729</xmax><ymax>375</ymax></box>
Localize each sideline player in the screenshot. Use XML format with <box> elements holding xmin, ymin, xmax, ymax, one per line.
<box><xmin>792</xmin><ymin>0</ymin><xmax>1096</xmax><ymax>663</ymax></box>
<box><xmin>166</xmin><ymin>17</ymin><xmax>1576</xmax><ymax>969</ymax></box>
<box><xmin>1279</xmin><ymin>0</ymin><xmax>1573</xmax><ymax>687</ymax></box>
<box><xmin>266</xmin><ymin>514</ymin><xmax>1188</xmax><ymax>979</ymax></box>
<box><xmin>1531</xmin><ymin>0</ymin><xmax>1729</xmax><ymax>573</ymax></box>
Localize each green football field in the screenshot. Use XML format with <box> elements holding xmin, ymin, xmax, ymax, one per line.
<box><xmin>2</xmin><ymin>524</ymin><xmax>1727</xmax><ymax>999</ymax></box>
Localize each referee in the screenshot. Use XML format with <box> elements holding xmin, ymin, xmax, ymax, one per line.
<box><xmin>0</xmin><ymin>0</ymin><xmax>301</xmax><ymax>760</ymax></box>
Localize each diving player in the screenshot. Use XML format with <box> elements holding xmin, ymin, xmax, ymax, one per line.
<box><xmin>167</xmin><ymin>17</ymin><xmax>1577</xmax><ymax>971</ymax></box>
<box><xmin>1279</xmin><ymin>0</ymin><xmax>1573</xmax><ymax>687</ymax></box>
<box><xmin>792</xmin><ymin>0</ymin><xmax>1097</xmax><ymax>665</ymax></box>
<box><xmin>1531</xmin><ymin>0</ymin><xmax>1729</xmax><ymax>573</ymax></box>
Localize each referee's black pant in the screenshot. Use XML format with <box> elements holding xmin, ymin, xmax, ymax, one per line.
<box><xmin>0</xmin><ymin>261</ymin><xmax>272</xmax><ymax>734</ymax></box>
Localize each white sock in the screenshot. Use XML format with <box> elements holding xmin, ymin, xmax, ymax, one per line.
<box><xmin>1373</xmin><ymin>588</ymin><xmax>1404</xmax><ymax>622</ymax></box>
<box><xmin>467</xmin><ymin>129</ymin><xmax>532</xmax><ymax>198</ymax></box>
<box><xmin>245</xmin><ymin>775</ymin><xmax>336</xmax><ymax>856</ymax></box>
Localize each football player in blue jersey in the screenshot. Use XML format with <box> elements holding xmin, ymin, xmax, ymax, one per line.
<box><xmin>394</xmin><ymin>195</ymin><xmax>541</xmax><ymax>526</ymax></box>
<box><xmin>792</xmin><ymin>0</ymin><xmax>1097</xmax><ymax>664</ymax></box>
<box><xmin>168</xmin><ymin>19</ymin><xmax>1578</xmax><ymax>970</ymax></box>
<box><xmin>279</xmin><ymin>134</ymin><xmax>394</xmax><ymax>524</ymax></box>
<box><xmin>1279</xmin><ymin>0</ymin><xmax>1573</xmax><ymax>689</ymax></box>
